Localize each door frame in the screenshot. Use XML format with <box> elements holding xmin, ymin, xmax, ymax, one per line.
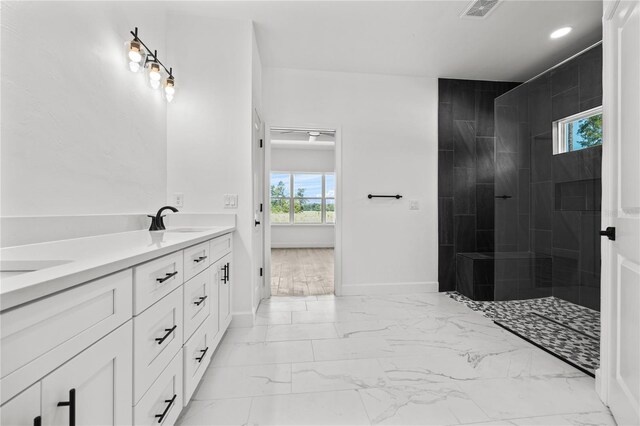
<box><xmin>252</xmin><ymin>109</ymin><xmax>267</xmax><ymax>305</ymax></box>
<box><xmin>263</xmin><ymin>123</ymin><xmax>343</xmax><ymax>297</ymax></box>
<box><xmin>599</xmin><ymin>3</ymin><xmax>640</xmax><ymax>422</ymax></box>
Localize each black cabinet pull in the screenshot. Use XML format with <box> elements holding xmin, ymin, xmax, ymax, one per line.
<box><xmin>156</xmin><ymin>271</ymin><xmax>178</xmax><ymax>283</ymax></box>
<box><xmin>193</xmin><ymin>295</ymin><xmax>208</xmax><ymax>306</ymax></box>
<box><xmin>600</xmin><ymin>226</ymin><xmax>616</xmax><ymax>241</ymax></box>
<box><xmin>225</xmin><ymin>262</ymin><xmax>230</xmax><ymax>283</ymax></box>
<box><xmin>34</xmin><ymin>416</ymin><xmax>42</xmax><ymax>426</ymax></box>
<box><xmin>57</xmin><ymin>388</ymin><xmax>75</xmax><ymax>426</ymax></box>
<box><xmin>154</xmin><ymin>394</ymin><xmax>177</xmax><ymax>424</ymax></box>
<box><xmin>495</xmin><ymin>195</ymin><xmax>512</xmax><ymax>199</ymax></box>
<box><xmin>196</xmin><ymin>347</ymin><xmax>209</xmax><ymax>362</ymax></box>
<box><xmin>221</xmin><ymin>264</ymin><xmax>227</xmax><ymax>284</ymax></box>
<box><xmin>194</xmin><ymin>255</ymin><xmax>208</xmax><ymax>263</ymax></box>
<box><xmin>155</xmin><ymin>325</ymin><xmax>177</xmax><ymax>345</ymax></box>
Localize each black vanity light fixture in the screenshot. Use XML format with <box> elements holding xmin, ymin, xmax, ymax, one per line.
<box><xmin>126</xmin><ymin>27</ymin><xmax>176</xmax><ymax>102</ymax></box>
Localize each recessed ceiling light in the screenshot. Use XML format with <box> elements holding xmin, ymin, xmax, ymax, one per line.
<box><xmin>550</xmin><ymin>27</ymin><xmax>572</xmax><ymax>39</ymax></box>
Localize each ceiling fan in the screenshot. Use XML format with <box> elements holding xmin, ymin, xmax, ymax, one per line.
<box><xmin>274</xmin><ymin>128</ymin><xmax>335</xmax><ymax>143</ymax></box>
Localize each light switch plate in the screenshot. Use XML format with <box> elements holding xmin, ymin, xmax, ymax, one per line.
<box><xmin>173</xmin><ymin>193</ymin><xmax>184</xmax><ymax>207</ymax></box>
<box><xmin>224</xmin><ymin>194</ymin><xmax>238</xmax><ymax>209</ymax></box>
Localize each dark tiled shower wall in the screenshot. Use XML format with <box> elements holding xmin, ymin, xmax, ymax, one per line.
<box><xmin>438</xmin><ymin>79</ymin><xmax>520</xmax><ymax>291</ymax></box>
<box><xmin>494</xmin><ymin>44</ymin><xmax>603</xmax><ymax>310</ymax></box>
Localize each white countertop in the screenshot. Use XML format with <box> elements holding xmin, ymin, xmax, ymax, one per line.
<box><xmin>0</xmin><ymin>226</ymin><xmax>235</xmax><ymax>311</ymax></box>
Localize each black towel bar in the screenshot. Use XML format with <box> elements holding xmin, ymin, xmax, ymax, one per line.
<box><xmin>368</xmin><ymin>194</ymin><xmax>402</xmax><ymax>199</ymax></box>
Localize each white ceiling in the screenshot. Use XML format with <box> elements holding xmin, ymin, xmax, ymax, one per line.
<box><xmin>169</xmin><ymin>1</ymin><xmax>603</xmax><ymax>82</ymax></box>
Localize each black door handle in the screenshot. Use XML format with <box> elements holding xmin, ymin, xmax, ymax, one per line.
<box><xmin>156</xmin><ymin>271</ymin><xmax>178</xmax><ymax>283</ymax></box>
<box><xmin>155</xmin><ymin>325</ymin><xmax>177</xmax><ymax>345</ymax></box>
<box><xmin>154</xmin><ymin>394</ymin><xmax>177</xmax><ymax>423</ymax></box>
<box><xmin>255</xmin><ymin>220</ymin><xmax>261</xmax><ymax>226</ymax></box>
<box><xmin>57</xmin><ymin>388</ymin><xmax>75</xmax><ymax>426</ymax></box>
<box><xmin>34</xmin><ymin>416</ymin><xmax>42</xmax><ymax>426</ymax></box>
<box><xmin>495</xmin><ymin>195</ymin><xmax>512</xmax><ymax>199</ymax></box>
<box><xmin>600</xmin><ymin>227</ymin><xmax>616</xmax><ymax>241</ymax></box>
<box><xmin>194</xmin><ymin>295</ymin><xmax>207</xmax><ymax>306</ymax></box>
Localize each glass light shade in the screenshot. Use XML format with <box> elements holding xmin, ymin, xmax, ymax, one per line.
<box><xmin>125</xmin><ymin>40</ymin><xmax>145</xmax><ymax>72</ymax></box>
<box><xmin>148</xmin><ymin>62</ymin><xmax>162</xmax><ymax>81</ymax></box>
<box><xmin>150</xmin><ymin>79</ymin><xmax>161</xmax><ymax>89</ymax></box>
<box><xmin>163</xmin><ymin>77</ymin><xmax>176</xmax><ymax>102</ymax></box>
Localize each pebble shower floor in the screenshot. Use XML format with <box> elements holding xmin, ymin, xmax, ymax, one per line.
<box><xmin>448</xmin><ymin>292</ymin><xmax>600</xmax><ymax>376</ymax></box>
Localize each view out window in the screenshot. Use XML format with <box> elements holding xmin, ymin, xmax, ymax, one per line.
<box><xmin>554</xmin><ymin>107</ymin><xmax>603</xmax><ymax>154</ymax></box>
<box><xmin>270</xmin><ymin>172</ymin><xmax>335</xmax><ymax>224</ymax></box>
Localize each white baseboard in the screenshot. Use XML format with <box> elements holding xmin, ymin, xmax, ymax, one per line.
<box><xmin>339</xmin><ymin>281</ymin><xmax>439</xmax><ymax>296</ymax></box>
<box><xmin>271</xmin><ymin>242</ymin><xmax>335</xmax><ymax>249</ymax></box>
<box><xmin>230</xmin><ymin>311</ymin><xmax>255</xmax><ymax>328</ymax></box>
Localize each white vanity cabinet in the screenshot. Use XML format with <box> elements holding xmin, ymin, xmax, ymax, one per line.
<box><xmin>0</xmin><ymin>383</ymin><xmax>40</xmax><ymax>426</ymax></box>
<box><xmin>41</xmin><ymin>323</ymin><xmax>133</xmax><ymax>426</ymax></box>
<box><xmin>0</xmin><ymin>231</ymin><xmax>234</xmax><ymax>426</ymax></box>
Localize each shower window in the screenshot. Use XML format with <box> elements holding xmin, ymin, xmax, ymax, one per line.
<box><xmin>553</xmin><ymin>106</ymin><xmax>603</xmax><ymax>154</ymax></box>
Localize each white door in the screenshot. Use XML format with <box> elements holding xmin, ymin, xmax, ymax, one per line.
<box><xmin>602</xmin><ymin>1</ymin><xmax>640</xmax><ymax>424</ymax></box>
<box><xmin>252</xmin><ymin>109</ymin><xmax>266</xmax><ymax>305</ymax></box>
<box><xmin>42</xmin><ymin>322</ymin><xmax>133</xmax><ymax>425</ymax></box>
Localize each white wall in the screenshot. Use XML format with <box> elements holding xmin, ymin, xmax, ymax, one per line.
<box><xmin>165</xmin><ymin>13</ymin><xmax>255</xmax><ymax>319</ymax></box>
<box><xmin>1</xmin><ymin>2</ymin><xmax>168</xmax><ymax>216</ymax></box>
<box><xmin>264</xmin><ymin>67</ymin><xmax>438</xmax><ymax>293</ymax></box>
<box><xmin>270</xmin><ymin>146</ymin><xmax>335</xmax><ymax>248</ymax></box>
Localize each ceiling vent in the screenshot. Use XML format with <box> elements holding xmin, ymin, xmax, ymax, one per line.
<box><xmin>460</xmin><ymin>0</ymin><xmax>501</xmax><ymax>19</ymax></box>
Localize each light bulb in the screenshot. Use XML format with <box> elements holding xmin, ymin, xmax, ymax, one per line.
<box><xmin>163</xmin><ymin>76</ymin><xmax>176</xmax><ymax>102</ymax></box>
<box><xmin>150</xmin><ymin>79</ymin><xmax>160</xmax><ymax>89</ymax></box>
<box><xmin>148</xmin><ymin>62</ymin><xmax>162</xmax><ymax>81</ymax></box>
<box><xmin>550</xmin><ymin>27</ymin><xmax>572</xmax><ymax>39</ymax></box>
<box><xmin>125</xmin><ymin>40</ymin><xmax>145</xmax><ymax>72</ymax></box>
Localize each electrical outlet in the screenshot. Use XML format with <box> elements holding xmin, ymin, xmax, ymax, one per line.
<box><xmin>173</xmin><ymin>193</ymin><xmax>184</xmax><ymax>207</ymax></box>
<box><xmin>409</xmin><ymin>199</ymin><xmax>420</xmax><ymax>210</ymax></box>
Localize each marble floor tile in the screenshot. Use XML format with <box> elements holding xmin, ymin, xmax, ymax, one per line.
<box><xmin>255</xmin><ymin>311</ymin><xmax>292</xmax><ymax>325</ymax></box>
<box><xmin>248</xmin><ymin>390</ymin><xmax>370</xmax><ymax>425</ymax></box>
<box><xmin>193</xmin><ymin>364</ymin><xmax>291</xmax><ymax>400</ymax></box>
<box><xmin>358</xmin><ymin>382</ymin><xmax>490</xmax><ymax>425</ymax></box>
<box><xmin>211</xmin><ymin>340</ymin><xmax>313</xmax><ymax>366</ymax></box>
<box><xmin>257</xmin><ymin>301</ymin><xmax>308</xmax><ymax>312</ymax></box>
<box><xmin>263</xmin><ymin>295</ymin><xmax>318</xmax><ymax>303</ymax></box>
<box><xmin>222</xmin><ymin>325</ymin><xmax>268</xmax><ymax>343</ymax></box>
<box><xmin>506</xmin><ymin>410</ymin><xmax>617</xmax><ymax>425</ymax></box>
<box><xmin>266</xmin><ymin>323</ymin><xmax>338</xmax><ymax>341</ymax></box>
<box><xmin>291</xmin><ymin>358</ymin><xmax>388</xmax><ymax>393</ymax></box>
<box><xmin>176</xmin><ymin>398</ymin><xmax>252</xmax><ymax>426</ymax></box>
<box><xmin>312</xmin><ymin>337</ymin><xmax>396</xmax><ymax>361</ymax></box>
<box><xmin>457</xmin><ymin>376</ymin><xmax>608</xmax><ymax>420</ymax></box>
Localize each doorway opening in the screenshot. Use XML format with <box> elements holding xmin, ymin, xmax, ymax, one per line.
<box><xmin>267</xmin><ymin>127</ymin><xmax>337</xmax><ymax>297</ymax></box>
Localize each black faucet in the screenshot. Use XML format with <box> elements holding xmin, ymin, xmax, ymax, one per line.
<box><xmin>148</xmin><ymin>206</ymin><xmax>179</xmax><ymax>231</ymax></box>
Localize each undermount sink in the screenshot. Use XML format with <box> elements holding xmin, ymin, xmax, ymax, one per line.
<box><xmin>163</xmin><ymin>227</ymin><xmax>211</xmax><ymax>233</ymax></box>
<box><xmin>0</xmin><ymin>259</ymin><xmax>72</xmax><ymax>279</ymax></box>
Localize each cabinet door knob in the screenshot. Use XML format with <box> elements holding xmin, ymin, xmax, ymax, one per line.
<box><xmin>155</xmin><ymin>325</ymin><xmax>177</xmax><ymax>345</ymax></box>
<box><xmin>154</xmin><ymin>394</ymin><xmax>177</xmax><ymax>423</ymax></box>
<box><xmin>56</xmin><ymin>388</ymin><xmax>76</xmax><ymax>426</ymax></box>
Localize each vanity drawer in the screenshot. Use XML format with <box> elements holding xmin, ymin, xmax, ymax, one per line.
<box><xmin>183</xmin><ymin>242</ymin><xmax>210</xmax><ymax>282</ymax></box>
<box><xmin>183</xmin><ymin>269</ymin><xmax>211</xmax><ymax>342</ymax></box>
<box><xmin>134</xmin><ymin>350</ymin><xmax>183</xmax><ymax>426</ymax></box>
<box><xmin>134</xmin><ymin>251</ymin><xmax>183</xmax><ymax>315</ymax></box>
<box><xmin>183</xmin><ymin>319</ymin><xmax>213</xmax><ymax>405</ymax></box>
<box><xmin>0</xmin><ymin>270</ymin><xmax>132</xmax><ymax>404</ymax></box>
<box><xmin>209</xmin><ymin>233</ymin><xmax>232</xmax><ymax>263</ymax></box>
<box><xmin>133</xmin><ymin>287</ymin><xmax>183</xmax><ymax>404</ymax></box>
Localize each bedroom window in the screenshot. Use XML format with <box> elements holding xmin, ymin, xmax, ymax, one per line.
<box><xmin>270</xmin><ymin>172</ymin><xmax>335</xmax><ymax>224</ymax></box>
